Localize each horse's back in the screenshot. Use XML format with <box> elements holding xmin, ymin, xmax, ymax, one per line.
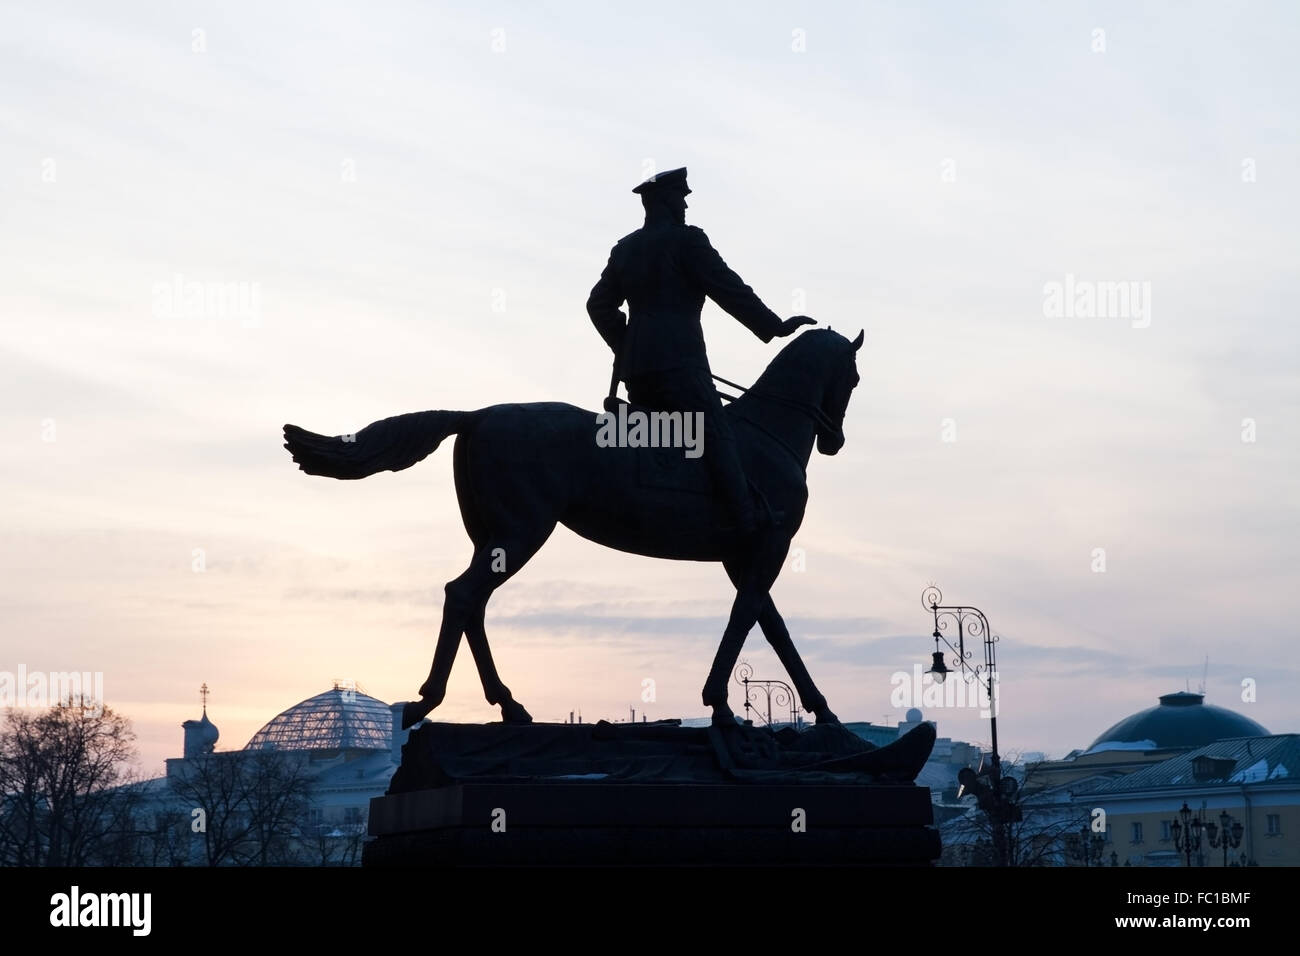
<box><xmin>454</xmin><ymin>400</ymin><xmax>800</xmax><ymax>561</ymax></box>
<box><xmin>464</xmin><ymin>401</ymin><xmax>598</xmax><ymax>461</ymax></box>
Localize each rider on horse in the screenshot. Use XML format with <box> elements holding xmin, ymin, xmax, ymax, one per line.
<box><xmin>586</xmin><ymin>167</ymin><xmax>814</xmax><ymax>534</ymax></box>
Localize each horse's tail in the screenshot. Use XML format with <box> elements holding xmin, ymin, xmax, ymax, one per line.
<box><xmin>282</xmin><ymin>410</ymin><xmax>473</xmax><ymax>480</ymax></box>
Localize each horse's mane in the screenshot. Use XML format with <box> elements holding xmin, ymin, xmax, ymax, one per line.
<box><xmin>750</xmin><ymin>328</ymin><xmax>851</xmax><ymax>393</ymax></box>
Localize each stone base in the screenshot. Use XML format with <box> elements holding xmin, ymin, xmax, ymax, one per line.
<box><xmin>364</xmin><ymin>720</ymin><xmax>940</xmax><ymax>867</ymax></box>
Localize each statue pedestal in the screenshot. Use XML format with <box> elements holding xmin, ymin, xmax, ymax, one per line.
<box><xmin>364</xmin><ymin>719</ymin><xmax>940</xmax><ymax>867</ymax></box>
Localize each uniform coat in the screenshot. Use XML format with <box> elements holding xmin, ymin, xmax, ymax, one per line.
<box><xmin>587</xmin><ymin>222</ymin><xmax>784</xmax><ymax>380</ymax></box>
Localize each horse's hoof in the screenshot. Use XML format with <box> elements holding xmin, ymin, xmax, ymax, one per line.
<box><xmin>710</xmin><ymin>707</ymin><xmax>740</xmax><ymax>727</ymax></box>
<box><xmin>815</xmin><ymin>709</ymin><xmax>841</xmax><ymax>725</ymax></box>
<box><xmin>401</xmin><ymin>700</ymin><xmax>430</xmax><ymax>729</ymax></box>
<box><xmin>415</xmin><ymin>680</ymin><xmax>444</xmax><ymax>706</ymax></box>
<box><xmin>500</xmin><ymin>699</ymin><xmax>533</xmax><ymax>724</ymax></box>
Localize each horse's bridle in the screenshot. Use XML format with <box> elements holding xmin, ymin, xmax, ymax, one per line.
<box><xmin>711</xmin><ymin>372</ymin><xmax>843</xmax><ymax>437</ymax></box>
<box><xmin>712</xmin><ymin>357</ymin><xmax>856</xmax><ymax>477</ymax></box>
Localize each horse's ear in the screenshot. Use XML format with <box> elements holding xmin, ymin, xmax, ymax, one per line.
<box><xmin>852</xmin><ymin>329</ymin><xmax>864</xmax><ymax>351</ymax></box>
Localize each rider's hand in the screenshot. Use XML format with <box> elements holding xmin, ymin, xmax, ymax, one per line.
<box><xmin>778</xmin><ymin>315</ymin><xmax>816</xmax><ymax>337</ymax></box>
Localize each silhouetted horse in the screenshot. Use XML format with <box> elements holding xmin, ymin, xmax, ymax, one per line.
<box><xmin>284</xmin><ymin>328</ymin><xmax>863</xmax><ymax>728</ymax></box>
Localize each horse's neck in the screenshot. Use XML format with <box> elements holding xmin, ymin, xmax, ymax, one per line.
<box><xmin>731</xmin><ymin>387</ymin><xmax>818</xmax><ymax>470</ymax></box>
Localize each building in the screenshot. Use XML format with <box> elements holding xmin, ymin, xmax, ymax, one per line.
<box><xmin>1072</xmin><ymin>735</ymin><xmax>1299</xmax><ymax>867</ymax></box>
<box><xmin>1026</xmin><ymin>691</ymin><xmax>1270</xmax><ymax>792</ymax></box>
<box><xmin>1009</xmin><ymin>691</ymin><xmax>1294</xmax><ymax>867</ymax></box>
<box><xmin>137</xmin><ymin>683</ymin><xmax>412</xmax><ymax>865</ymax></box>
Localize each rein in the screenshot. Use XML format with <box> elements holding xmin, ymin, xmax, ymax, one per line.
<box><xmin>732</xmin><ymin>413</ymin><xmax>809</xmax><ymax>476</ymax></box>
<box><xmin>712</xmin><ymin>372</ymin><xmax>844</xmax><ymax>477</ymax></box>
<box><xmin>711</xmin><ymin>372</ymin><xmax>841</xmax><ymax>436</ymax></box>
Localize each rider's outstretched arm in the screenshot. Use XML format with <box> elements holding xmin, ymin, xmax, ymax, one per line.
<box><xmin>683</xmin><ymin>226</ymin><xmax>785</xmax><ymax>342</ymax></box>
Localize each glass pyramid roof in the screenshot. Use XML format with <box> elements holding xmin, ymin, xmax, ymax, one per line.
<box><xmin>244</xmin><ymin>685</ymin><xmax>392</xmax><ymax>752</ymax></box>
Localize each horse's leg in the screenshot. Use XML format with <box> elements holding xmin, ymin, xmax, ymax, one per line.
<box><xmin>701</xmin><ymin>537</ymin><xmax>789</xmax><ymax>725</ymax></box>
<box><xmin>464</xmin><ymin>601</ymin><xmax>532</xmax><ymax>724</ymax></box>
<box><xmin>403</xmin><ymin>554</ymin><xmax>488</xmax><ymax>727</ymax></box>
<box><xmin>723</xmin><ymin>558</ymin><xmax>838</xmax><ymax>724</ymax></box>
<box><xmin>402</xmin><ymin>409</ymin><xmax>570</xmax><ymax>728</ymax></box>
<box><xmin>408</xmin><ymin>514</ymin><xmax>555</xmax><ymax>727</ymax></box>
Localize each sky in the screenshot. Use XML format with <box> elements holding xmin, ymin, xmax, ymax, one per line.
<box><xmin>1</xmin><ymin>1</ymin><xmax>1297</xmax><ymax>776</ymax></box>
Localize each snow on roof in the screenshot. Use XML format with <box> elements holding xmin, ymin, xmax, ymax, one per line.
<box><xmin>1230</xmin><ymin>758</ymin><xmax>1269</xmax><ymax>783</ymax></box>
<box><xmin>1083</xmin><ymin>739</ymin><xmax>1158</xmax><ymax>755</ymax></box>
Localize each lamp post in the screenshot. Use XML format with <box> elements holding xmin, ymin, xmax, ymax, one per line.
<box><xmin>922</xmin><ymin>585</ymin><xmax>1018</xmax><ymax>866</ymax></box>
<box><xmin>1065</xmin><ymin>825</ymin><xmax>1107</xmax><ymax>867</ymax></box>
<box><xmin>732</xmin><ymin>660</ymin><xmax>800</xmax><ymax>727</ymax></box>
<box><xmin>1204</xmin><ymin>811</ymin><xmax>1244</xmax><ymax>868</ymax></box>
<box><xmin>1170</xmin><ymin>802</ymin><xmax>1204</xmax><ymax>867</ymax></box>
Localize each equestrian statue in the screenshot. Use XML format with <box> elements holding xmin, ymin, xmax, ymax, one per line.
<box><xmin>283</xmin><ymin>167</ymin><xmax>864</xmax><ymax>732</ymax></box>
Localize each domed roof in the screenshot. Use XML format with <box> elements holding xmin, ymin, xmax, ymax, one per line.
<box><xmin>244</xmin><ymin>685</ymin><xmax>392</xmax><ymax>753</ymax></box>
<box><xmin>182</xmin><ymin>708</ymin><xmax>220</xmax><ymax>757</ymax></box>
<box><xmin>1086</xmin><ymin>692</ymin><xmax>1269</xmax><ymax>754</ymax></box>
<box><xmin>189</xmin><ymin>710</ymin><xmax>219</xmax><ymax>744</ymax></box>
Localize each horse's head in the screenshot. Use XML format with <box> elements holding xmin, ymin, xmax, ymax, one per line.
<box><xmin>751</xmin><ymin>326</ymin><xmax>864</xmax><ymax>457</ymax></box>
<box><xmin>812</xmin><ymin>328</ymin><xmax>863</xmax><ymax>456</ymax></box>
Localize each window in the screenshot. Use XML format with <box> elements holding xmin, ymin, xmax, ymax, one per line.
<box><xmin>344</xmin><ymin>806</ymin><xmax>364</xmax><ymax>826</ymax></box>
<box><xmin>1267</xmin><ymin>814</ymin><xmax>1281</xmax><ymax>836</ymax></box>
<box><xmin>1160</xmin><ymin>820</ymin><xmax>1171</xmax><ymax>841</ymax></box>
<box><xmin>1131</xmin><ymin>822</ymin><xmax>1144</xmax><ymax>844</ymax></box>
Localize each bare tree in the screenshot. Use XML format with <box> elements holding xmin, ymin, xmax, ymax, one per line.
<box><xmin>939</xmin><ymin>753</ymin><xmax>1095</xmax><ymax>867</ymax></box>
<box><xmin>163</xmin><ymin>752</ymin><xmax>249</xmax><ymax>866</ymax></box>
<box><xmin>0</xmin><ymin>697</ymin><xmax>142</xmax><ymax>866</ymax></box>
<box><xmin>304</xmin><ymin>817</ymin><xmax>367</xmax><ymax>867</ymax></box>
<box><xmin>138</xmin><ymin>807</ymin><xmax>194</xmax><ymax>867</ymax></box>
<box><xmin>243</xmin><ymin>750</ymin><xmax>316</xmax><ymax>865</ymax></box>
<box><xmin>166</xmin><ymin>749</ymin><xmax>315</xmax><ymax>865</ymax></box>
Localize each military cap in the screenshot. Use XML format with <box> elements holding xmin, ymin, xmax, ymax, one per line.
<box><xmin>632</xmin><ymin>167</ymin><xmax>690</xmax><ymax>195</ymax></box>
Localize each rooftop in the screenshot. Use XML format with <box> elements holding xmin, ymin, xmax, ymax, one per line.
<box><xmin>1085</xmin><ymin>692</ymin><xmax>1269</xmax><ymax>754</ymax></box>
<box><xmin>1075</xmin><ymin>734</ymin><xmax>1299</xmax><ymax>796</ymax></box>
<box><xmin>244</xmin><ymin>685</ymin><xmax>392</xmax><ymax>753</ymax></box>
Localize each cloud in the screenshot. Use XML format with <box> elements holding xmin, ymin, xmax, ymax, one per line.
<box><xmin>3</xmin><ymin>1</ymin><xmax>1297</xmax><ymax>775</ymax></box>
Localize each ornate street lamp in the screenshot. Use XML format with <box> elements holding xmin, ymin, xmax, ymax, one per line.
<box><xmin>1204</xmin><ymin>811</ymin><xmax>1244</xmax><ymax>868</ymax></box>
<box><xmin>923</xmin><ymin>585</ymin><xmax>1018</xmax><ymax>866</ymax></box>
<box><xmin>1065</xmin><ymin>825</ymin><xmax>1107</xmax><ymax>867</ymax></box>
<box><xmin>928</xmin><ymin>650</ymin><xmax>949</xmax><ymax>683</ymax></box>
<box><xmin>1170</xmin><ymin>801</ymin><xmax>1204</xmax><ymax>867</ymax></box>
<box><xmin>732</xmin><ymin>660</ymin><xmax>800</xmax><ymax>727</ymax></box>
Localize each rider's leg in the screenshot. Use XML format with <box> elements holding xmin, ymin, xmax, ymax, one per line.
<box><xmin>627</xmin><ymin>368</ymin><xmax>757</xmax><ymax>533</ymax></box>
<box><xmin>699</xmin><ymin>405</ymin><xmax>756</xmax><ymax>533</ymax></box>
